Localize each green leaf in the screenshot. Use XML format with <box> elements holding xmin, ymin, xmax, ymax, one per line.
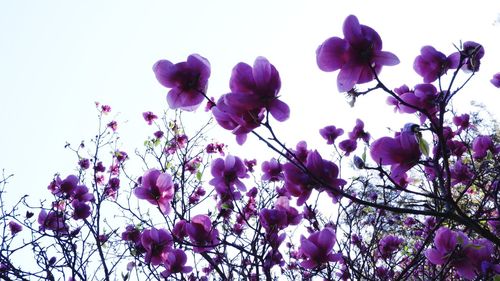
<box><xmin>494</xmin><ymin>275</ymin><xmax>500</xmax><ymax>281</ymax></box>
<box><xmin>417</xmin><ymin>135</ymin><xmax>429</xmax><ymax>157</ymax></box>
<box><xmin>196</xmin><ymin>171</ymin><xmax>202</xmax><ymax>181</ymax></box>
<box><xmin>361</xmin><ymin>147</ymin><xmax>367</xmax><ymax>163</ymax></box>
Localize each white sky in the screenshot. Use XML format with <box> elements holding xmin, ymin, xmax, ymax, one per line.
<box><xmin>0</xmin><ymin>1</ymin><xmax>499</xmax><ymax>201</ymax></box>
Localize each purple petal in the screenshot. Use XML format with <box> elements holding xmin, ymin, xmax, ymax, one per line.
<box><xmin>337</xmin><ymin>63</ymin><xmax>362</xmax><ymax>92</ymax></box>
<box><xmin>342</xmin><ymin>15</ymin><xmax>363</xmax><ymax>46</ymax></box>
<box><xmin>373</xmin><ymin>51</ymin><xmax>400</xmax><ymax>66</ymax></box>
<box><xmin>153</xmin><ymin>60</ymin><xmax>175</xmax><ymax>88</ymax></box>
<box><xmin>269</xmin><ymin>99</ymin><xmax>290</xmax><ymax>122</ymax></box>
<box><xmin>230</xmin><ymin>62</ymin><xmax>255</xmax><ymax>93</ymax></box>
<box><xmin>316</xmin><ymin>37</ymin><xmax>348</xmax><ymax>71</ymax></box>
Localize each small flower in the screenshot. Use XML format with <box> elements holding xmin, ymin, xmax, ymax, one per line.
<box><xmin>348</xmin><ymin>119</ymin><xmax>370</xmax><ymax>143</ymax></box>
<box><xmin>107</xmin><ymin>121</ymin><xmax>118</xmax><ymax>132</ymax></box>
<box><xmin>261</xmin><ymin>158</ymin><xmax>284</xmax><ymax>182</ymax></box>
<box><xmin>153</xmin><ymin>54</ymin><xmax>211</xmax><ymax>111</ymax></box>
<box><xmin>78</xmin><ymin>158</ymin><xmax>90</xmax><ymax>170</ymax></box>
<box><xmin>339</xmin><ymin>139</ymin><xmax>357</xmax><ymax>156</ymax></box>
<box><xmin>377</xmin><ymin>235</ymin><xmax>403</xmax><ymax>260</ymax></box>
<box><xmin>490</xmin><ymin>72</ymin><xmax>500</xmax><ymax>88</ymax></box>
<box><xmin>319</xmin><ymin>125</ymin><xmax>344</xmax><ymax>145</ymax></box>
<box><xmin>142</xmin><ymin>111</ymin><xmax>158</xmax><ymax>125</ymax></box>
<box><xmin>8</xmin><ymin>221</ymin><xmax>22</xmax><ymax>235</ymax></box>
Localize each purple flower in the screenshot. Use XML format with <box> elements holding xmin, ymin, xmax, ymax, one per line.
<box><xmin>370</xmin><ymin>128</ymin><xmax>421</xmax><ymax>183</ymax></box>
<box><xmin>161</xmin><ymin>249</ymin><xmax>193</xmax><ymax>277</ymax></box>
<box><xmin>71</xmin><ymin>200</ymin><xmax>91</xmax><ymax>220</ymax></box>
<box><xmin>377</xmin><ymin>235</ymin><xmax>403</xmax><ymax>260</ymax></box>
<box><xmin>186</xmin><ymin>215</ymin><xmax>219</xmax><ymax>253</ymax></box>
<box><xmin>413</xmin><ymin>46</ymin><xmax>458</xmax><ymax>83</ymax></box>
<box><xmin>452</xmin><ymin>114</ymin><xmax>470</xmax><ymax>130</ymax></box>
<box><xmin>491</xmin><ymin>72</ymin><xmax>500</xmax><ymax>88</ymax></box>
<box><xmin>212</xmin><ymin>57</ymin><xmax>289</xmax><ymax>144</ymax></box>
<box><xmin>38</xmin><ymin>210</ymin><xmax>69</xmax><ymax>233</ymax></box>
<box><xmin>339</xmin><ymin>139</ymin><xmax>357</xmax><ymax>156</ymax></box>
<box><xmin>8</xmin><ymin>221</ymin><xmax>22</xmax><ymax>235</ymax></box>
<box><xmin>154</xmin><ymin>130</ymin><xmax>164</xmax><ymax>139</ymax></box>
<box><xmin>319</xmin><ymin>125</ymin><xmax>344</xmax><ymax>145</ymax></box>
<box><xmin>78</xmin><ymin>158</ymin><xmax>90</xmax><ymax>170</ymax></box>
<box><xmin>450</xmin><ymin>160</ymin><xmax>474</xmax><ymax>186</ymax></box>
<box><xmin>259</xmin><ymin>208</ymin><xmax>288</xmax><ymax>233</ymax></box>
<box><xmin>472</xmin><ymin>135</ymin><xmax>494</xmax><ymax>159</ymax></box>
<box><xmin>140</xmin><ymin>227</ymin><xmax>173</xmax><ymax>265</ymax></box>
<box><xmin>299</xmin><ymin>227</ymin><xmax>341</xmax><ymax>269</ymax></box>
<box><xmin>122</xmin><ymin>225</ymin><xmax>141</xmax><ymax>243</ymax></box>
<box><xmin>316</xmin><ymin>15</ymin><xmax>399</xmax><ymax>92</ymax></box>
<box><xmin>209</xmin><ymin>155</ymin><xmax>248</xmax><ymax>192</ymax></box>
<box><xmin>142</xmin><ymin>111</ymin><xmax>158</xmax><ymax>125</ymax></box>
<box><xmin>348</xmin><ymin>119</ymin><xmax>370</xmax><ymax>142</ymax></box>
<box><xmin>455</xmin><ymin>41</ymin><xmax>485</xmax><ymax>72</ymax></box>
<box><xmin>261</xmin><ymin>158</ymin><xmax>283</xmax><ymax>182</ymax></box>
<box><xmin>153</xmin><ymin>54</ymin><xmax>211</xmax><ymax>111</ymax></box>
<box><xmin>284</xmin><ymin>150</ymin><xmax>346</xmax><ymax>205</ymax></box>
<box><xmin>426</xmin><ymin>227</ymin><xmax>494</xmax><ymax>280</ymax></box>
<box><xmin>107</xmin><ymin>121</ymin><xmax>117</xmax><ymax>132</ymax></box>
<box><xmin>134</xmin><ymin>169</ymin><xmax>175</xmax><ymax>213</ymax></box>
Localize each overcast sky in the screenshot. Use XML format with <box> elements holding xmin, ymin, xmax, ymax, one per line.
<box><xmin>1</xmin><ymin>1</ymin><xmax>499</xmax><ymax>201</ymax></box>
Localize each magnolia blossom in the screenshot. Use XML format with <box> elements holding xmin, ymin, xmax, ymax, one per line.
<box><xmin>134</xmin><ymin>169</ymin><xmax>175</xmax><ymax>213</ymax></box>
<box><xmin>261</xmin><ymin>158</ymin><xmax>283</xmax><ymax>182</ymax></box>
<box><xmin>426</xmin><ymin>227</ymin><xmax>495</xmax><ymax>280</ymax></box>
<box><xmin>209</xmin><ymin>155</ymin><xmax>248</xmax><ymax>192</ymax></box>
<box><xmin>212</xmin><ymin>57</ymin><xmax>289</xmax><ymax>144</ymax></box>
<box><xmin>316</xmin><ymin>15</ymin><xmax>399</xmax><ymax>92</ymax></box>
<box><xmin>299</xmin><ymin>227</ymin><xmax>342</xmax><ymax>269</ymax></box>
<box><xmin>140</xmin><ymin>228</ymin><xmax>173</xmax><ymax>265</ymax></box>
<box><xmin>186</xmin><ymin>215</ymin><xmax>219</xmax><ymax>253</ymax></box>
<box><xmin>284</xmin><ymin>150</ymin><xmax>346</xmax><ymax>205</ymax></box>
<box><xmin>370</xmin><ymin>127</ymin><xmax>421</xmax><ymax>183</ymax></box>
<box><xmin>319</xmin><ymin>125</ymin><xmax>344</xmax><ymax>145</ymax></box>
<box><xmin>413</xmin><ymin>45</ymin><xmax>458</xmax><ymax>83</ymax></box>
<box><xmin>153</xmin><ymin>54</ymin><xmax>211</xmax><ymax>111</ymax></box>
<box><xmin>161</xmin><ymin>249</ymin><xmax>193</xmax><ymax>277</ymax></box>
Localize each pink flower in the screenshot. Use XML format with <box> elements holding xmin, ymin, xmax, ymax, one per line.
<box><xmin>134</xmin><ymin>169</ymin><xmax>175</xmax><ymax>213</ymax></box>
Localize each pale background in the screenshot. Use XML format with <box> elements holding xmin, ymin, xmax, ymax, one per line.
<box><xmin>1</xmin><ymin>1</ymin><xmax>499</xmax><ymax>202</ymax></box>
